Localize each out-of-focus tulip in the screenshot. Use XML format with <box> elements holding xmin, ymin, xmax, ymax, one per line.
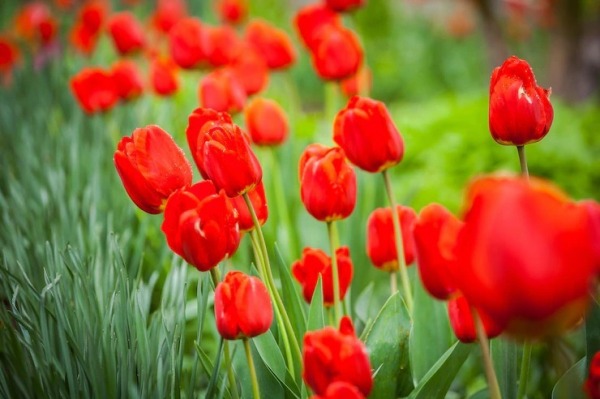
<box><xmin>244</xmin><ymin>97</ymin><xmax>289</xmax><ymax>146</ymax></box>
<box><xmin>198</xmin><ymin>68</ymin><xmax>247</xmax><ymax>114</ymax></box>
<box><xmin>310</xmin><ymin>23</ymin><xmax>363</xmax><ymax>80</ymax></box>
<box><xmin>366</xmin><ymin>205</ymin><xmax>417</xmax><ymax>272</ymax></box>
<box><xmin>245</xmin><ymin>19</ymin><xmax>296</xmax><ymax>70</ymax></box>
<box><xmin>455</xmin><ymin>176</ymin><xmax>600</xmax><ymax>338</ymax></box>
<box><xmin>586</xmin><ymin>351</ymin><xmax>600</xmax><ymax>399</ymax></box>
<box><xmin>230</xmin><ymin>44</ymin><xmax>269</xmax><ymax>96</ymax></box>
<box><xmin>70</xmin><ymin>67</ymin><xmax>120</xmax><ymax>113</ymax></box>
<box><xmin>205</xmin><ymin>25</ymin><xmax>241</xmax><ymax>67</ymax></box>
<box><xmin>294</xmin><ymin>3</ymin><xmax>340</xmax><ymax>50</ymax></box>
<box><xmin>14</xmin><ymin>2</ymin><xmax>57</xmax><ymax>46</ymax></box>
<box><xmin>214</xmin><ymin>271</ymin><xmax>273</xmax><ymax>339</ymax></box>
<box><xmin>151</xmin><ymin>0</ymin><xmax>187</xmax><ymax>34</ymax></box>
<box><xmin>111</xmin><ymin>60</ymin><xmax>144</xmax><ymax>100</ymax></box>
<box><xmin>230</xmin><ymin>181</ymin><xmax>268</xmax><ymax>232</ymax></box>
<box><xmin>489</xmin><ymin>56</ymin><xmax>553</xmax><ymax>146</ymax></box>
<box><xmin>447</xmin><ymin>295</ymin><xmax>504</xmax><ymax>343</ymax></box>
<box><xmin>341</xmin><ymin>67</ymin><xmax>371</xmax><ymax>98</ymax></box>
<box><xmin>169</xmin><ymin>17</ymin><xmax>208</xmax><ymax>69</ymax></box>
<box><xmin>215</xmin><ymin>0</ymin><xmax>248</xmax><ymax>25</ymax></box>
<box><xmin>162</xmin><ymin>181</ymin><xmax>240</xmax><ymax>270</ymax></box>
<box><xmin>149</xmin><ymin>55</ymin><xmax>179</xmax><ymax>96</ymax></box>
<box><xmin>292</xmin><ymin>247</ymin><xmax>353</xmax><ymax>306</ymax></box>
<box><xmin>114</xmin><ymin>125</ymin><xmax>193</xmax><ymax>214</ymax></box>
<box><xmin>299</xmin><ymin>144</ymin><xmax>356</xmax><ymax>222</ymax></box>
<box><xmin>325</xmin><ymin>0</ymin><xmax>365</xmax><ymax>12</ymax></box>
<box><xmin>303</xmin><ymin>317</ymin><xmax>372</xmax><ymax>396</ymax></box>
<box><xmin>311</xmin><ymin>382</ymin><xmax>365</xmax><ymax>399</ymax></box>
<box><xmin>107</xmin><ymin>12</ymin><xmax>145</xmax><ymax>55</ymax></box>
<box><xmin>186</xmin><ymin>107</ymin><xmax>263</xmax><ymax>197</ymax></box>
<box><xmin>0</xmin><ymin>36</ymin><xmax>20</xmax><ymax>85</ymax></box>
<box><xmin>69</xmin><ymin>0</ymin><xmax>107</xmax><ymax>55</ymax></box>
<box><xmin>413</xmin><ymin>203</ymin><xmax>462</xmax><ymax>301</ymax></box>
<box><xmin>334</xmin><ymin>96</ymin><xmax>404</xmax><ymax>173</ymax></box>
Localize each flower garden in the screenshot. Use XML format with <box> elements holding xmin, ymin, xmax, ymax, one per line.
<box><xmin>1</xmin><ymin>0</ymin><xmax>600</xmax><ymax>398</ymax></box>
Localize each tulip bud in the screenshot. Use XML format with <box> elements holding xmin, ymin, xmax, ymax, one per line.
<box><xmin>149</xmin><ymin>55</ymin><xmax>179</xmax><ymax>96</ymax></box>
<box><xmin>70</xmin><ymin>67</ymin><xmax>120</xmax><ymax>114</ymax></box>
<box><xmin>215</xmin><ymin>0</ymin><xmax>248</xmax><ymax>25</ymax></box>
<box><xmin>244</xmin><ymin>97</ymin><xmax>289</xmax><ymax>146</ymax></box>
<box><xmin>110</xmin><ymin>60</ymin><xmax>144</xmax><ymax>101</ymax></box>
<box><xmin>294</xmin><ymin>4</ymin><xmax>340</xmax><ymax>50</ymax></box>
<box><xmin>198</xmin><ymin>68</ymin><xmax>247</xmax><ymax>114</ymax></box>
<box><xmin>245</xmin><ymin>19</ymin><xmax>296</xmax><ymax>70</ymax></box>
<box><xmin>169</xmin><ymin>17</ymin><xmax>208</xmax><ymax>69</ymax></box>
<box><xmin>107</xmin><ymin>12</ymin><xmax>145</xmax><ymax>55</ymax></box>
<box><xmin>230</xmin><ymin>44</ymin><xmax>269</xmax><ymax>96</ymax></box>
<box><xmin>151</xmin><ymin>0</ymin><xmax>187</xmax><ymax>34</ymax></box>
<box><xmin>310</xmin><ymin>24</ymin><xmax>363</xmax><ymax>81</ymax></box>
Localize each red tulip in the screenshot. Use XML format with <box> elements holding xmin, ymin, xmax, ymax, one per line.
<box><xmin>245</xmin><ymin>19</ymin><xmax>296</xmax><ymax>70</ymax></box>
<box><xmin>366</xmin><ymin>205</ymin><xmax>417</xmax><ymax>272</ymax></box>
<box><xmin>303</xmin><ymin>316</ymin><xmax>372</xmax><ymax>396</ymax></box>
<box><xmin>186</xmin><ymin>107</ymin><xmax>263</xmax><ymax>197</ymax></box>
<box><xmin>149</xmin><ymin>55</ymin><xmax>179</xmax><ymax>96</ymax></box>
<box><xmin>489</xmin><ymin>56</ymin><xmax>553</xmax><ymax>146</ymax></box>
<box><xmin>325</xmin><ymin>0</ymin><xmax>365</xmax><ymax>13</ymax></box>
<box><xmin>214</xmin><ymin>271</ymin><xmax>273</xmax><ymax>340</ymax></box>
<box><xmin>205</xmin><ymin>25</ymin><xmax>241</xmax><ymax>67</ymax></box>
<box><xmin>447</xmin><ymin>295</ymin><xmax>503</xmax><ymax>343</ymax></box>
<box><xmin>586</xmin><ymin>351</ymin><xmax>600</xmax><ymax>399</ymax></box>
<box><xmin>230</xmin><ymin>181</ymin><xmax>268</xmax><ymax>232</ymax></box>
<box><xmin>413</xmin><ymin>203</ymin><xmax>462</xmax><ymax>301</ymax></box>
<box><xmin>70</xmin><ymin>67</ymin><xmax>120</xmax><ymax>114</ymax></box>
<box><xmin>198</xmin><ymin>68</ymin><xmax>247</xmax><ymax>114</ymax></box>
<box><xmin>215</xmin><ymin>0</ymin><xmax>248</xmax><ymax>25</ymax></box>
<box><xmin>244</xmin><ymin>97</ymin><xmax>289</xmax><ymax>146</ymax></box>
<box><xmin>341</xmin><ymin>67</ymin><xmax>371</xmax><ymax>98</ymax></box>
<box><xmin>14</xmin><ymin>2</ymin><xmax>57</xmax><ymax>46</ymax></box>
<box><xmin>69</xmin><ymin>0</ymin><xmax>106</xmax><ymax>54</ymax></box>
<box><xmin>292</xmin><ymin>247</ymin><xmax>353</xmax><ymax>306</ymax></box>
<box><xmin>162</xmin><ymin>181</ymin><xmax>240</xmax><ymax>271</ymax></box>
<box><xmin>230</xmin><ymin>44</ymin><xmax>269</xmax><ymax>96</ymax></box>
<box><xmin>310</xmin><ymin>24</ymin><xmax>362</xmax><ymax>81</ymax></box>
<box><xmin>334</xmin><ymin>96</ymin><xmax>404</xmax><ymax>173</ymax></box>
<box><xmin>114</xmin><ymin>125</ymin><xmax>193</xmax><ymax>214</ymax></box>
<box><xmin>294</xmin><ymin>3</ymin><xmax>340</xmax><ymax>50</ymax></box>
<box><xmin>0</xmin><ymin>36</ymin><xmax>20</xmax><ymax>85</ymax></box>
<box><xmin>151</xmin><ymin>0</ymin><xmax>187</xmax><ymax>34</ymax></box>
<box><xmin>107</xmin><ymin>12</ymin><xmax>145</xmax><ymax>55</ymax></box>
<box><xmin>111</xmin><ymin>60</ymin><xmax>144</xmax><ymax>101</ymax></box>
<box><xmin>169</xmin><ymin>17</ymin><xmax>208</xmax><ymax>69</ymax></box>
<box><xmin>311</xmin><ymin>382</ymin><xmax>365</xmax><ymax>399</ymax></box>
<box><xmin>299</xmin><ymin>144</ymin><xmax>356</xmax><ymax>222</ymax></box>
<box><xmin>455</xmin><ymin>176</ymin><xmax>600</xmax><ymax>338</ymax></box>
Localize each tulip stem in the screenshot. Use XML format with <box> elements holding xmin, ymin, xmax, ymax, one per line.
<box><xmin>472</xmin><ymin>307</ymin><xmax>502</xmax><ymax>399</ymax></box>
<box><xmin>390</xmin><ymin>271</ymin><xmax>398</xmax><ymax>296</ymax></box>
<box><xmin>382</xmin><ymin>170</ymin><xmax>414</xmax><ymax>313</ymax></box>
<box><xmin>517</xmin><ymin>343</ymin><xmax>532</xmax><ymax>399</ymax></box>
<box><xmin>327</xmin><ymin>221</ymin><xmax>343</xmax><ymax>326</ymax></box>
<box><xmin>244</xmin><ymin>339</ymin><xmax>261</xmax><ymax>399</ymax></box>
<box><xmin>325</xmin><ymin>82</ymin><xmax>342</xmax><ymax>122</ymax></box>
<box><xmin>516</xmin><ymin>145</ymin><xmax>529</xmax><ymax>179</ymax></box>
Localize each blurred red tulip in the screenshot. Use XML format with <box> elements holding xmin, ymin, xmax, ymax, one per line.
<box><xmin>149</xmin><ymin>55</ymin><xmax>179</xmax><ymax>96</ymax></box>
<box><xmin>70</xmin><ymin>67</ymin><xmax>120</xmax><ymax>113</ymax></box>
<box><xmin>245</xmin><ymin>19</ymin><xmax>296</xmax><ymax>70</ymax></box>
<box><xmin>0</xmin><ymin>36</ymin><xmax>20</xmax><ymax>85</ymax></box>
<box><xmin>230</xmin><ymin>181</ymin><xmax>268</xmax><ymax>232</ymax></box>
<box><xmin>586</xmin><ymin>351</ymin><xmax>600</xmax><ymax>399</ymax></box>
<box><xmin>244</xmin><ymin>97</ymin><xmax>289</xmax><ymax>146</ymax></box>
<box><xmin>215</xmin><ymin>0</ymin><xmax>248</xmax><ymax>25</ymax></box>
<box><xmin>447</xmin><ymin>295</ymin><xmax>503</xmax><ymax>343</ymax></box>
<box><xmin>151</xmin><ymin>0</ymin><xmax>187</xmax><ymax>34</ymax></box>
<box><xmin>111</xmin><ymin>60</ymin><xmax>144</xmax><ymax>100</ymax></box>
<box><xmin>311</xmin><ymin>382</ymin><xmax>365</xmax><ymax>399</ymax></box>
<box><xmin>340</xmin><ymin>67</ymin><xmax>371</xmax><ymax>98</ymax></box>
<box><xmin>114</xmin><ymin>125</ymin><xmax>193</xmax><ymax>214</ymax></box>
<box><xmin>205</xmin><ymin>25</ymin><xmax>241</xmax><ymax>67</ymax></box>
<box><xmin>161</xmin><ymin>181</ymin><xmax>240</xmax><ymax>270</ymax></box>
<box><xmin>169</xmin><ymin>17</ymin><xmax>208</xmax><ymax>69</ymax></box>
<box><xmin>334</xmin><ymin>96</ymin><xmax>404</xmax><ymax>173</ymax></box>
<box><xmin>198</xmin><ymin>68</ymin><xmax>247</xmax><ymax>114</ymax></box>
<box><xmin>489</xmin><ymin>56</ymin><xmax>553</xmax><ymax>146</ymax></box>
<box><xmin>366</xmin><ymin>205</ymin><xmax>417</xmax><ymax>272</ymax></box>
<box><xmin>310</xmin><ymin>24</ymin><xmax>363</xmax><ymax>80</ymax></box>
<box><xmin>292</xmin><ymin>247</ymin><xmax>353</xmax><ymax>306</ymax></box>
<box><xmin>299</xmin><ymin>144</ymin><xmax>356</xmax><ymax>222</ymax></box>
<box><xmin>294</xmin><ymin>3</ymin><xmax>340</xmax><ymax>49</ymax></box>
<box><xmin>69</xmin><ymin>0</ymin><xmax>107</xmax><ymax>55</ymax></box>
<box><xmin>230</xmin><ymin>44</ymin><xmax>269</xmax><ymax>96</ymax></box>
<box><xmin>107</xmin><ymin>12</ymin><xmax>145</xmax><ymax>55</ymax></box>
<box><xmin>325</xmin><ymin>0</ymin><xmax>365</xmax><ymax>12</ymax></box>
<box><xmin>303</xmin><ymin>317</ymin><xmax>372</xmax><ymax>396</ymax></box>
<box><xmin>14</xmin><ymin>2</ymin><xmax>57</xmax><ymax>46</ymax></box>
<box><xmin>214</xmin><ymin>271</ymin><xmax>273</xmax><ymax>340</ymax></box>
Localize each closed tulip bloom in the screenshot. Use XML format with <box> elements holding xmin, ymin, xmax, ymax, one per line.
<box><xmin>69</xmin><ymin>0</ymin><xmax>106</xmax><ymax>54</ymax></box>
<box><xmin>107</xmin><ymin>12</ymin><xmax>145</xmax><ymax>55</ymax></box>
<box><xmin>447</xmin><ymin>295</ymin><xmax>503</xmax><ymax>343</ymax></box>
<box><xmin>186</xmin><ymin>107</ymin><xmax>263</xmax><ymax>197</ymax></box>
<box><xmin>230</xmin><ymin>44</ymin><xmax>269</xmax><ymax>96</ymax></box>
<box><xmin>294</xmin><ymin>4</ymin><xmax>340</xmax><ymax>50</ymax></box>
<box><xmin>198</xmin><ymin>68</ymin><xmax>247</xmax><ymax>114</ymax></box>
<box><xmin>586</xmin><ymin>351</ymin><xmax>600</xmax><ymax>399</ymax></box>
<box><xmin>70</xmin><ymin>67</ymin><xmax>120</xmax><ymax>114</ymax></box>
<box><xmin>366</xmin><ymin>205</ymin><xmax>417</xmax><ymax>272</ymax></box>
<box><xmin>303</xmin><ymin>317</ymin><xmax>372</xmax><ymax>396</ymax></box>
<box><xmin>205</xmin><ymin>25</ymin><xmax>241</xmax><ymax>67</ymax></box>
<box><xmin>169</xmin><ymin>17</ymin><xmax>208</xmax><ymax>69</ymax></box>
<box><xmin>489</xmin><ymin>56</ymin><xmax>553</xmax><ymax>146</ymax></box>
<box><xmin>111</xmin><ymin>60</ymin><xmax>144</xmax><ymax>100</ymax></box>
<box><xmin>413</xmin><ymin>203</ymin><xmax>462</xmax><ymax>301</ymax></box>
<box><xmin>151</xmin><ymin>0</ymin><xmax>187</xmax><ymax>34</ymax></box>
<box><xmin>215</xmin><ymin>0</ymin><xmax>248</xmax><ymax>25</ymax></box>
<box><xmin>311</xmin><ymin>24</ymin><xmax>362</xmax><ymax>81</ymax></box>
<box><xmin>299</xmin><ymin>144</ymin><xmax>356</xmax><ymax>222</ymax></box>
<box><xmin>0</xmin><ymin>36</ymin><xmax>20</xmax><ymax>85</ymax></box>
<box><xmin>311</xmin><ymin>382</ymin><xmax>365</xmax><ymax>399</ymax></box>
<box><xmin>15</xmin><ymin>2</ymin><xmax>57</xmax><ymax>46</ymax></box>
<box><xmin>161</xmin><ymin>181</ymin><xmax>240</xmax><ymax>271</ymax></box>
<box><xmin>150</xmin><ymin>55</ymin><xmax>179</xmax><ymax>96</ymax></box>
<box><xmin>334</xmin><ymin>96</ymin><xmax>404</xmax><ymax>173</ymax></box>
<box><xmin>244</xmin><ymin>97</ymin><xmax>289</xmax><ymax>146</ymax></box>
<box><xmin>325</xmin><ymin>0</ymin><xmax>365</xmax><ymax>13</ymax></box>
<box><xmin>114</xmin><ymin>125</ymin><xmax>193</xmax><ymax>214</ymax></box>
<box><xmin>230</xmin><ymin>181</ymin><xmax>268</xmax><ymax>232</ymax></box>
<box><xmin>456</xmin><ymin>176</ymin><xmax>600</xmax><ymax>338</ymax></box>
<box><xmin>292</xmin><ymin>247</ymin><xmax>353</xmax><ymax>306</ymax></box>
<box><xmin>245</xmin><ymin>19</ymin><xmax>296</xmax><ymax>70</ymax></box>
<box><xmin>214</xmin><ymin>271</ymin><xmax>273</xmax><ymax>340</ymax></box>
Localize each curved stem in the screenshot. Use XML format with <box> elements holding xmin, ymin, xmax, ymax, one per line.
<box><xmin>517</xmin><ymin>343</ymin><xmax>532</xmax><ymax>399</ymax></box>
<box><xmin>382</xmin><ymin>170</ymin><xmax>414</xmax><ymax>313</ymax></box>
<box><xmin>517</xmin><ymin>145</ymin><xmax>529</xmax><ymax>179</ymax></box>
<box><xmin>244</xmin><ymin>339</ymin><xmax>261</xmax><ymax>399</ymax></box>
<box><xmin>327</xmin><ymin>221</ymin><xmax>343</xmax><ymax>325</ymax></box>
<box><xmin>472</xmin><ymin>307</ymin><xmax>502</xmax><ymax>399</ymax></box>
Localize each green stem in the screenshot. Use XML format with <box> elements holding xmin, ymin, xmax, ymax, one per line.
<box><xmin>517</xmin><ymin>343</ymin><xmax>532</xmax><ymax>399</ymax></box>
<box><xmin>244</xmin><ymin>339</ymin><xmax>261</xmax><ymax>399</ymax></box>
<box><xmin>325</xmin><ymin>81</ymin><xmax>342</xmax><ymax>123</ymax></box>
<box><xmin>472</xmin><ymin>307</ymin><xmax>502</xmax><ymax>399</ymax></box>
<box><xmin>390</xmin><ymin>271</ymin><xmax>398</xmax><ymax>296</ymax></box>
<box><xmin>382</xmin><ymin>170</ymin><xmax>414</xmax><ymax>313</ymax></box>
<box><xmin>516</xmin><ymin>145</ymin><xmax>529</xmax><ymax>178</ymax></box>
<box><xmin>326</xmin><ymin>221</ymin><xmax>343</xmax><ymax>325</ymax></box>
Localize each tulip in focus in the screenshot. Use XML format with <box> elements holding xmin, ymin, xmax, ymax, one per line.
<box><xmin>244</xmin><ymin>97</ymin><xmax>289</xmax><ymax>146</ymax></box>
<box><xmin>310</xmin><ymin>24</ymin><xmax>363</xmax><ymax>81</ymax></box>
<box><xmin>114</xmin><ymin>125</ymin><xmax>193</xmax><ymax>214</ymax></box>
<box><xmin>245</xmin><ymin>19</ymin><xmax>296</xmax><ymax>70</ymax></box>
<box><xmin>230</xmin><ymin>181</ymin><xmax>268</xmax><ymax>232</ymax></box>
<box><xmin>107</xmin><ymin>12</ymin><xmax>145</xmax><ymax>55</ymax></box>
<box><xmin>215</xmin><ymin>0</ymin><xmax>248</xmax><ymax>25</ymax></box>
<box><xmin>111</xmin><ymin>60</ymin><xmax>144</xmax><ymax>101</ymax></box>
<box><xmin>70</xmin><ymin>67</ymin><xmax>120</xmax><ymax>114</ymax></box>
<box><xmin>198</xmin><ymin>68</ymin><xmax>247</xmax><ymax>114</ymax></box>
<box><xmin>447</xmin><ymin>295</ymin><xmax>503</xmax><ymax>343</ymax></box>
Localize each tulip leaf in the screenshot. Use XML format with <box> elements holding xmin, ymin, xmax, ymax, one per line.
<box><xmin>307</xmin><ymin>277</ymin><xmax>325</xmax><ymax>331</ymax></box>
<box><xmin>491</xmin><ymin>338</ymin><xmax>518</xmax><ymax>399</ymax></box>
<box><xmin>406</xmin><ymin>341</ymin><xmax>472</xmax><ymax>399</ymax></box>
<box><xmin>363</xmin><ymin>293</ymin><xmax>413</xmax><ymax>398</ymax></box>
<box><xmin>551</xmin><ymin>357</ymin><xmax>586</xmax><ymax>399</ymax></box>
<box><xmin>354</xmin><ymin>282</ymin><xmax>375</xmax><ymax>325</ymax></box>
<box><xmin>253</xmin><ymin>331</ymin><xmax>300</xmax><ymax>397</ymax></box>
<box><xmin>274</xmin><ymin>244</ymin><xmax>307</xmax><ymax>339</ymax></box>
<box><xmin>586</xmin><ymin>294</ymin><xmax>600</xmax><ymax>369</ymax></box>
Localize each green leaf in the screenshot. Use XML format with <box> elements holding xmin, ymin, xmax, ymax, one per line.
<box><xmin>586</xmin><ymin>295</ymin><xmax>600</xmax><ymax>369</ymax></box>
<box><xmin>253</xmin><ymin>334</ymin><xmax>301</xmax><ymax>398</ymax></box>
<box><xmin>354</xmin><ymin>282</ymin><xmax>375</xmax><ymax>325</ymax></box>
<box><xmin>307</xmin><ymin>277</ymin><xmax>325</xmax><ymax>331</ymax></box>
<box><xmin>552</xmin><ymin>357</ymin><xmax>586</xmax><ymax>399</ymax></box>
<box><xmin>407</xmin><ymin>341</ymin><xmax>473</xmax><ymax>399</ymax></box>
<box><xmin>491</xmin><ymin>338</ymin><xmax>518</xmax><ymax>399</ymax></box>
<box><xmin>274</xmin><ymin>244</ymin><xmax>307</xmax><ymax>340</ymax></box>
<box><xmin>363</xmin><ymin>293</ymin><xmax>413</xmax><ymax>398</ymax></box>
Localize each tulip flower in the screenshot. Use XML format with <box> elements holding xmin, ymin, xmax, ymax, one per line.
<box><xmin>69</xmin><ymin>0</ymin><xmax>106</xmax><ymax>54</ymax></box>
<box><xmin>169</xmin><ymin>17</ymin><xmax>208</xmax><ymax>69</ymax></box>
<box><xmin>244</xmin><ymin>97</ymin><xmax>289</xmax><ymax>146</ymax></box>
<box><xmin>110</xmin><ymin>60</ymin><xmax>144</xmax><ymax>101</ymax></box>
<box><xmin>299</xmin><ymin>144</ymin><xmax>356</xmax><ymax>222</ymax></box>
<box><xmin>214</xmin><ymin>271</ymin><xmax>273</xmax><ymax>340</ymax></box>
<box><xmin>245</xmin><ymin>19</ymin><xmax>296</xmax><ymax>70</ymax></box>
<box><xmin>366</xmin><ymin>205</ymin><xmax>417</xmax><ymax>272</ymax></box>
<box><xmin>14</xmin><ymin>2</ymin><xmax>57</xmax><ymax>46</ymax></box>
<box><xmin>198</xmin><ymin>68</ymin><xmax>247</xmax><ymax>114</ymax></box>
<box><xmin>325</xmin><ymin>0</ymin><xmax>365</xmax><ymax>13</ymax></box>
<box><xmin>215</xmin><ymin>0</ymin><xmax>248</xmax><ymax>25</ymax></box>
<box><xmin>149</xmin><ymin>55</ymin><xmax>179</xmax><ymax>96</ymax></box>
<box><xmin>341</xmin><ymin>67</ymin><xmax>371</xmax><ymax>98</ymax></box>
<box><xmin>294</xmin><ymin>4</ymin><xmax>340</xmax><ymax>50</ymax></box>
<box><xmin>0</xmin><ymin>36</ymin><xmax>20</xmax><ymax>85</ymax></box>
<box><xmin>292</xmin><ymin>247</ymin><xmax>353</xmax><ymax>306</ymax></box>
<box><xmin>230</xmin><ymin>44</ymin><xmax>269</xmax><ymax>96</ymax></box>
<box><xmin>204</xmin><ymin>25</ymin><xmax>241</xmax><ymax>67</ymax></box>
<box><xmin>186</xmin><ymin>107</ymin><xmax>263</xmax><ymax>197</ymax></box>
<box><xmin>489</xmin><ymin>56</ymin><xmax>553</xmax><ymax>146</ymax></box>
<box><xmin>303</xmin><ymin>316</ymin><xmax>372</xmax><ymax>396</ymax></box>
<box><xmin>447</xmin><ymin>295</ymin><xmax>503</xmax><ymax>343</ymax></box>
<box><xmin>310</xmin><ymin>24</ymin><xmax>363</xmax><ymax>81</ymax></box>
<box><xmin>151</xmin><ymin>0</ymin><xmax>187</xmax><ymax>34</ymax></box>
<box><xmin>70</xmin><ymin>67</ymin><xmax>120</xmax><ymax>114</ymax></box>
<box><xmin>311</xmin><ymin>382</ymin><xmax>365</xmax><ymax>399</ymax></box>
<box><xmin>586</xmin><ymin>351</ymin><xmax>600</xmax><ymax>399</ymax></box>
<box><xmin>161</xmin><ymin>181</ymin><xmax>240</xmax><ymax>271</ymax></box>
<box><xmin>334</xmin><ymin>96</ymin><xmax>404</xmax><ymax>173</ymax></box>
<box><xmin>230</xmin><ymin>181</ymin><xmax>268</xmax><ymax>232</ymax></box>
<box><xmin>114</xmin><ymin>125</ymin><xmax>193</xmax><ymax>214</ymax></box>
<box><xmin>455</xmin><ymin>176</ymin><xmax>600</xmax><ymax>338</ymax></box>
<box><xmin>107</xmin><ymin>12</ymin><xmax>145</xmax><ymax>55</ymax></box>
